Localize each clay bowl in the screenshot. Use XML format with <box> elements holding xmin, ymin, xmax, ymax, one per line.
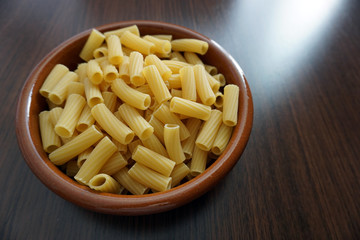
<box><xmin>16</xmin><ymin>20</ymin><xmax>253</xmax><ymax>215</ymax></box>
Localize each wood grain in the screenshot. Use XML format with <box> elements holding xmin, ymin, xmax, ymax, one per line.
<box><xmin>1</xmin><ymin>0</ymin><xmax>359</xmax><ymax>239</ymax></box>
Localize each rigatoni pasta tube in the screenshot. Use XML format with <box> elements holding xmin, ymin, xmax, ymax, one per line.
<box><xmin>48</xmin><ymin>71</ymin><xmax>78</xmax><ymax>105</ymax></box>
<box><xmin>164</xmin><ymin>124</ymin><xmax>186</xmax><ymax>164</ymax></box>
<box><xmin>67</xmin><ymin>81</ymin><xmax>85</xmax><ymax>97</ymax></box>
<box><xmin>87</xmin><ymin>60</ymin><xmax>103</xmax><ymax>85</ymax></box>
<box><xmin>120</xmin><ymin>31</ymin><xmax>155</xmax><ymax>55</ymax></box>
<box><xmin>84</xmin><ymin>77</ymin><xmax>104</xmax><ymax>107</ymax></box>
<box><xmin>129</xmin><ymin>51</ymin><xmax>145</xmax><ymax>86</ymax></box>
<box><xmin>170</xmin><ymin>97</ymin><xmax>211</xmax><ymax>121</ymax></box>
<box><xmin>184</xmin><ymin>52</ymin><xmax>204</xmax><ymax>65</ymax></box>
<box><xmin>193</xmin><ymin>64</ymin><xmax>215</xmax><ymax>106</ymax></box>
<box><xmin>128</xmin><ymin>163</ymin><xmax>172</xmax><ymax>192</ymax></box>
<box><xmin>171</xmin><ymin>39</ymin><xmax>209</xmax><ymax>55</ymax></box>
<box><xmin>111</xmin><ymin>78</ymin><xmax>151</xmax><ymax>110</ymax></box>
<box><xmin>162</xmin><ymin>60</ymin><xmax>191</xmax><ymax>74</ymax></box>
<box><xmin>100</xmin><ymin>59</ymin><xmax>118</xmax><ymax>83</ymax></box>
<box><xmin>91</xmin><ymin>103</ymin><xmax>135</xmax><ymax>144</ymax></box>
<box><xmin>148</xmin><ymin>115</ymin><xmax>165</xmax><ymax>144</ymax></box>
<box><xmin>190</xmin><ymin>146</ymin><xmax>208</xmax><ymax>176</ymax></box>
<box><xmin>76</xmin><ymin>105</ymin><xmax>95</xmax><ymax>132</ymax></box>
<box><xmin>118</xmin><ymin>103</ymin><xmax>154</xmax><ymax>140</ymax></box>
<box><xmin>102</xmin><ymin>91</ymin><xmax>117</xmax><ymax>113</ymax></box>
<box><xmin>171</xmin><ymin>163</ymin><xmax>190</xmax><ymax>187</ymax></box>
<box><xmin>106</xmin><ymin>35</ymin><xmax>123</xmax><ymax>65</ymax></box>
<box><xmin>112</xmin><ymin>167</ymin><xmax>149</xmax><ymax>195</ymax></box>
<box><xmin>141</xmin><ymin>133</ymin><xmax>169</xmax><ymax>157</ymax></box>
<box><xmin>180</xmin><ymin>66</ymin><xmax>196</xmax><ymax>101</ymax></box>
<box><xmin>93</xmin><ymin>45</ymin><xmax>108</xmax><ymax>59</ymax></box>
<box><xmin>144</xmin><ymin>54</ymin><xmax>172</xmax><ymax>80</ymax></box>
<box><xmin>142</xmin><ymin>65</ymin><xmax>172</xmax><ymax>104</ymax></box>
<box><xmin>99</xmin><ymin>152</ymin><xmax>127</xmax><ymax>175</ymax></box>
<box><xmin>104</xmin><ymin>25</ymin><xmax>140</xmax><ymax>38</ymax></box>
<box><xmin>195</xmin><ymin>109</ymin><xmax>223</xmax><ymax>151</ymax></box>
<box><xmin>39</xmin><ymin>111</ymin><xmax>61</xmax><ymax>153</ymax></box>
<box><xmin>211</xmin><ymin>123</ymin><xmax>233</xmax><ymax>155</ymax></box>
<box><xmin>153</xmin><ymin>104</ymin><xmax>190</xmax><ymax>141</ymax></box>
<box><xmin>49</xmin><ymin>125</ymin><xmax>103</xmax><ymax>165</ymax></box>
<box><xmin>88</xmin><ymin>173</ymin><xmax>121</xmax><ymax>193</ymax></box>
<box><xmin>143</xmin><ymin>35</ymin><xmax>171</xmax><ymax>55</ymax></box>
<box><xmin>49</xmin><ymin>107</ymin><xmax>63</xmax><ymax>126</ymax></box>
<box><xmin>181</xmin><ymin>118</ymin><xmax>202</xmax><ymax>159</ymax></box>
<box><xmin>223</xmin><ymin>84</ymin><xmax>239</xmax><ymax>126</ymax></box>
<box><xmin>55</xmin><ymin>94</ymin><xmax>86</xmax><ymax>138</ymax></box>
<box><xmin>79</xmin><ymin>29</ymin><xmax>105</xmax><ymax>61</ymax></box>
<box><xmin>74</xmin><ymin>136</ymin><xmax>117</xmax><ymax>185</ymax></box>
<box><xmin>118</xmin><ymin>55</ymin><xmax>130</xmax><ymax>83</ymax></box>
<box><xmin>39</xmin><ymin>64</ymin><xmax>69</xmax><ymax>98</ymax></box>
<box><xmin>132</xmin><ymin>145</ymin><xmax>175</xmax><ymax>177</ymax></box>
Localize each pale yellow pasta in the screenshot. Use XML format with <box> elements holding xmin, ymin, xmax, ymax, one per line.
<box><xmin>102</xmin><ymin>91</ymin><xmax>117</xmax><ymax>113</ymax></box>
<box><xmin>214</xmin><ymin>91</ymin><xmax>224</xmax><ymax>109</ymax></box>
<box><xmin>171</xmin><ymin>39</ymin><xmax>209</xmax><ymax>55</ymax></box>
<box><xmin>48</xmin><ymin>71</ymin><xmax>78</xmax><ymax>105</ymax></box>
<box><xmin>88</xmin><ymin>173</ymin><xmax>121</xmax><ymax>193</ymax></box>
<box><xmin>195</xmin><ymin>109</ymin><xmax>223</xmax><ymax>151</ymax></box>
<box><xmin>135</xmin><ymin>84</ymin><xmax>154</xmax><ymax>96</ymax></box>
<box><xmin>148</xmin><ymin>115</ymin><xmax>165</xmax><ymax>144</ymax></box>
<box><xmin>190</xmin><ymin>146</ymin><xmax>208</xmax><ymax>176</ymax></box>
<box><xmin>211</xmin><ymin>123</ymin><xmax>233</xmax><ymax>155</ymax></box>
<box><xmin>93</xmin><ymin>44</ymin><xmax>108</xmax><ymax>59</ymax></box>
<box><xmin>111</xmin><ymin>78</ymin><xmax>151</xmax><ymax>110</ymax></box>
<box><xmin>120</xmin><ymin>31</ymin><xmax>155</xmax><ymax>55</ymax></box>
<box><xmin>83</xmin><ymin>77</ymin><xmax>104</xmax><ymax>107</ymax></box>
<box><xmin>46</xmin><ymin>99</ymin><xmax>61</xmax><ymax>110</ymax></box>
<box><xmin>162</xmin><ymin>60</ymin><xmax>191</xmax><ymax>74</ymax></box>
<box><xmin>163</xmin><ymin>124</ymin><xmax>186</xmax><ymax>164</ymax></box>
<box><xmin>60</xmin><ymin>130</ymin><xmax>79</xmax><ymax>145</ymax></box>
<box><xmin>144</xmin><ymin>54</ymin><xmax>172</xmax><ymax>80</ymax></box>
<box><xmin>76</xmin><ymin>63</ymin><xmax>88</xmax><ymax>82</ymax></box>
<box><xmin>167</xmin><ymin>74</ymin><xmax>181</xmax><ymax>88</ymax></box>
<box><xmin>112</xmin><ymin>167</ymin><xmax>149</xmax><ymax>195</ymax></box>
<box><xmin>118</xmin><ymin>55</ymin><xmax>130</xmax><ymax>83</ymax></box>
<box><xmin>67</xmin><ymin>81</ymin><xmax>85</xmax><ymax>97</ymax></box>
<box><xmin>128</xmin><ymin>163</ymin><xmax>172</xmax><ymax>192</ymax></box>
<box><xmin>170</xmin><ymin>163</ymin><xmax>190</xmax><ymax>187</ymax></box>
<box><xmin>153</xmin><ymin>104</ymin><xmax>190</xmax><ymax>141</ymax></box>
<box><xmin>106</xmin><ymin>34</ymin><xmax>124</xmax><ymax>65</ymax></box>
<box><xmin>129</xmin><ymin>51</ymin><xmax>145</xmax><ymax>86</ymax></box>
<box><xmin>75</xmin><ymin>136</ymin><xmax>117</xmax><ymax>185</ymax></box>
<box><xmin>141</xmin><ymin>133</ymin><xmax>169</xmax><ymax>157</ymax></box>
<box><xmin>180</xmin><ymin>66</ymin><xmax>197</xmax><ymax>101</ymax></box>
<box><xmin>55</xmin><ymin>94</ymin><xmax>86</xmax><ymax>138</ymax></box>
<box><xmin>87</xmin><ymin>60</ymin><xmax>103</xmax><ymax>85</ymax></box>
<box><xmin>142</xmin><ymin>65</ymin><xmax>172</xmax><ymax>104</ymax></box>
<box><xmin>100</xmin><ymin>59</ymin><xmax>118</xmax><ymax>82</ymax></box>
<box><xmin>213</xmin><ymin>73</ymin><xmax>226</xmax><ymax>86</ymax></box>
<box><xmin>91</xmin><ymin>103</ymin><xmax>135</xmax><ymax>145</ymax></box>
<box><xmin>79</xmin><ymin>29</ymin><xmax>105</xmax><ymax>61</ymax></box>
<box><xmin>66</xmin><ymin>160</ymin><xmax>79</xmax><ymax>177</ymax></box>
<box><xmin>170</xmin><ymin>97</ymin><xmax>211</xmax><ymax>121</ymax></box>
<box><xmin>112</xmin><ymin>137</ymin><xmax>128</xmax><ymax>154</ymax></box>
<box><xmin>39</xmin><ymin>111</ymin><xmax>61</xmax><ymax>153</ymax></box>
<box><xmin>184</xmin><ymin>52</ymin><xmax>203</xmax><ymax>65</ymax></box>
<box><xmin>121</xmin><ymin>46</ymin><xmax>133</xmax><ymax>56</ymax></box>
<box><xmin>170</xmin><ymin>51</ymin><xmax>187</xmax><ymax>62</ymax></box>
<box><xmin>193</xmin><ymin>64</ymin><xmax>215</xmax><ymax>105</ymax></box>
<box><xmin>170</xmin><ymin>89</ymin><xmax>182</xmax><ymax>98</ymax></box>
<box><xmin>76</xmin><ymin>104</ymin><xmax>95</xmax><ymax>132</ymax></box>
<box><xmin>49</xmin><ymin>107</ymin><xmax>63</xmax><ymax>126</ymax></box>
<box><xmin>77</xmin><ymin>147</ymin><xmax>93</xmax><ymax>167</ymax></box>
<box><xmin>128</xmin><ymin>139</ymin><xmax>143</xmax><ymax>154</ymax></box>
<box><xmin>205</xmin><ymin>71</ymin><xmax>220</xmax><ymax>93</ymax></box>
<box><xmin>103</xmin><ymin>25</ymin><xmax>140</xmax><ymax>38</ymax></box>
<box><xmin>118</xmin><ymin>103</ymin><xmax>154</xmax><ymax>140</ymax></box>
<box><xmin>99</xmin><ymin>152</ymin><xmax>127</xmax><ymax>175</ymax></box>
<box><xmin>49</xmin><ymin>125</ymin><xmax>103</xmax><ymax>165</ymax></box>
<box><xmin>39</xmin><ymin>64</ymin><xmax>69</xmax><ymax>98</ymax></box>
<box><xmin>99</xmin><ymin>80</ymin><xmax>111</xmax><ymax>92</ymax></box>
<box><xmin>223</xmin><ymin>84</ymin><xmax>239</xmax><ymax>126</ymax></box>
<box><xmin>181</xmin><ymin>118</ymin><xmax>202</xmax><ymax>159</ymax></box>
<box><xmin>132</xmin><ymin>145</ymin><xmax>175</xmax><ymax>177</ymax></box>
<box><xmin>152</xmin><ymin>34</ymin><xmax>173</xmax><ymax>41</ymax></box>
<box><xmin>204</xmin><ymin>64</ymin><xmax>218</xmax><ymax>75</ymax></box>
<box><xmin>143</xmin><ymin>35</ymin><xmax>171</xmax><ymax>55</ymax></box>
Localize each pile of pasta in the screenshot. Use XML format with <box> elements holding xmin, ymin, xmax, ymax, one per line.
<box><xmin>38</xmin><ymin>25</ymin><xmax>239</xmax><ymax>195</ymax></box>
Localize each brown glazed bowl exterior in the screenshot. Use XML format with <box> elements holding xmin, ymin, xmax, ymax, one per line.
<box><xmin>16</xmin><ymin>20</ymin><xmax>253</xmax><ymax>215</ymax></box>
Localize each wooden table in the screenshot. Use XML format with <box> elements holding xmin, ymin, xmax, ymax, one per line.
<box><xmin>1</xmin><ymin>0</ymin><xmax>359</xmax><ymax>239</ymax></box>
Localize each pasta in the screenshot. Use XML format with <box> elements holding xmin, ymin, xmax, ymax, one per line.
<box><xmin>38</xmin><ymin>24</ymin><xmax>239</xmax><ymax>195</ymax></box>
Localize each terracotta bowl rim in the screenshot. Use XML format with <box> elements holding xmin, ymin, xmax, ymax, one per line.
<box><xmin>15</xmin><ymin>20</ymin><xmax>253</xmax><ymax>215</ymax></box>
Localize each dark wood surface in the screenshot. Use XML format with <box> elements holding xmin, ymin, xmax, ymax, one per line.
<box><xmin>1</xmin><ymin>0</ymin><xmax>359</xmax><ymax>239</ymax></box>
